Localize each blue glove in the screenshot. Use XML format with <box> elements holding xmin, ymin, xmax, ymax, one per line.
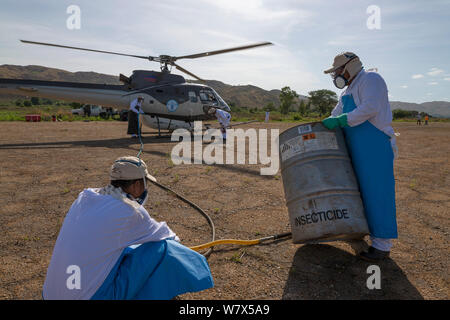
<box><xmin>322</xmin><ymin>113</ymin><xmax>348</xmax><ymax>129</ymax></box>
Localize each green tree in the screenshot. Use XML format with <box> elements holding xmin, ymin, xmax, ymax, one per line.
<box><xmin>298</xmin><ymin>100</ymin><xmax>306</xmax><ymax>116</ymax></box>
<box><xmin>306</xmin><ymin>101</ymin><xmax>312</xmax><ymax>115</ymax></box>
<box><xmin>264</xmin><ymin>102</ymin><xmax>276</xmax><ymax>112</ymax></box>
<box><xmin>392</xmin><ymin>109</ymin><xmax>422</xmax><ymax>119</ymax></box>
<box><xmin>70</xmin><ymin>102</ymin><xmax>82</xmax><ymax>109</ymax></box>
<box><xmin>279</xmin><ymin>86</ymin><xmax>298</xmax><ymax>115</ymax></box>
<box><xmin>308</xmin><ymin>89</ymin><xmax>338</xmax><ymax>117</ymax></box>
<box><xmin>31</xmin><ymin>97</ymin><xmax>40</xmax><ymax>105</ymax></box>
<box><xmin>42</xmin><ymin>98</ymin><xmax>53</xmax><ymax>105</ymax></box>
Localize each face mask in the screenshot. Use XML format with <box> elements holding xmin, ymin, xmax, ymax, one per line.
<box><xmin>136</xmin><ymin>189</ymin><xmax>148</xmax><ymax>206</ymax></box>
<box><xmin>333</xmin><ymin>75</ymin><xmax>348</xmax><ymax>89</ymax></box>
<box><xmin>331</xmin><ymin>55</ymin><xmax>358</xmax><ymax>89</ymax></box>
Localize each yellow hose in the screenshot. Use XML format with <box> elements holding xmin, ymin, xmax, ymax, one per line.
<box><xmin>190</xmin><ymin>238</ymin><xmax>261</xmax><ymax>252</ymax></box>
<box><xmin>189</xmin><ymin>231</ymin><xmax>293</xmax><ymax>252</ymax></box>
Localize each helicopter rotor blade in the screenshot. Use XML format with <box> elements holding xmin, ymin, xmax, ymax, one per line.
<box><xmin>174</xmin><ymin>41</ymin><xmax>273</xmax><ymax>60</ymax></box>
<box><xmin>20</xmin><ymin>40</ymin><xmax>157</xmax><ymax>61</ymax></box>
<box><xmin>172</xmin><ymin>62</ymin><xmax>205</xmax><ymax>82</ymax></box>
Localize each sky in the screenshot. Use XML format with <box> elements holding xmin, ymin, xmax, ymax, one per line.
<box><xmin>0</xmin><ymin>0</ymin><xmax>449</xmax><ymax>103</ymax></box>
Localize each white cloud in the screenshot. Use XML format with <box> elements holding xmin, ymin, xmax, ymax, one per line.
<box><xmin>204</xmin><ymin>0</ymin><xmax>310</xmax><ymax>22</ymax></box>
<box><xmin>326</xmin><ymin>35</ymin><xmax>358</xmax><ymax>46</ymax></box>
<box><xmin>427</xmin><ymin>68</ymin><xmax>444</xmax><ymax>76</ymax></box>
<box><xmin>1</xmin><ymin>0</ymin><xmax>449</xmax><ymax>103</ymax></box>
<box><xmin>428</xmin><ymin>82</ymin><xmax>438</xmax><ymax>85</ymax></box>
<box><xmin>177</xmin><ymin>44</ymin><xmax>320</xmax><ymax>92</ymax></box>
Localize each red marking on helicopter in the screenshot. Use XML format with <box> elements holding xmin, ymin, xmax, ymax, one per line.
<box><xmin>144</xmin><ymin>76</ymin><xmax>157</xmax><ymax>82</ymax></box>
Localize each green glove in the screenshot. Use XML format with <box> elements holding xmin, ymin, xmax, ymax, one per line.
<box><xmin>322</xmin><ymin>113</ymin><xmax>348</xmax><ymax>129</ymax></box>
<box><xmin>322</xmin><ymin>117</ymin><xmax>339</xmax><ymax>129</ymax></box>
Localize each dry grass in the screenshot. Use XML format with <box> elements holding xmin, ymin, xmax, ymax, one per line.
<box><xmin>0</xmin><ymin>121</ymin><xmax>448</xmax><ymax>300</ymax></box>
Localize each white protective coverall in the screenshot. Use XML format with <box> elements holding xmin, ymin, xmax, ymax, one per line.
<box><xmin>331</xmin><ymin>69</ymin><xmax>398</xmax><ymax>158</ymax></box>
<box><xmin>129</xmin><ymin>98</ymin><xmax>144</xmax><ymax>114</ymax></box>
<box><xmin>42</xmin><ymin>187</ymin><xmax>179</xmax><ymax>300</ymax></box>
<box><xmin>215</xmin><ymin>109</ymin><xmax>231</xmax><ymax>139</ymax></box>
<box><xmin>330</xmin><ymin>69</ymin><xmax>397</xmax><ymax>252</ymax></box>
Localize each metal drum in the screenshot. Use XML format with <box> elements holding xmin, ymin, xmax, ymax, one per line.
<box><xmin>279</xmin><ymin>122</ymin><xmax>369</xmax><ymax>243</ymax></box>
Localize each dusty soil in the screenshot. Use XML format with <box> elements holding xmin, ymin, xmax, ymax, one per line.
<box><xmin>0</xmin><ymin>120</ymin><xmax>448</xmax><ymax>300</ymax></box>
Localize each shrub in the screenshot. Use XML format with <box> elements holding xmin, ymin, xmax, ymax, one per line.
<box><xmin>31</xmin><ymin>97</ymin><xmax>40</xmax><ymax>105</ymax></box>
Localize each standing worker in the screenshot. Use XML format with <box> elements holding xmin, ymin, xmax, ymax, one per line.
<box><xmin>209</xmin><ymin>107</ymin><xmax>231</xmax><ymax>141</ymax></box>
<box><xmin>424</xmin><ymin>114</ymin><xmax>429</xmax><ymax>125</ymax></box>
<box><xmin>83</xmin><ymin>104</ymin><xmax>90</xmax><ymax>117</ymax></box>
<box><xmin>322</xmin><ymin>52</ymin><xmax>398</xmax><ymax>262</ymax></box>
<box><xmin>416</xmin><ymin>114</ymin><xmax>422</xmax><ymax>125</ymax></box>
<box><xmin>42</xmin><ymin>156</ymin><xmax>213</xmax><ymax>299</ymax></box>
<box><xmin>128</xmin><ymin>96</ymin><xmax>144</xmax><ymax>138</ymax></box>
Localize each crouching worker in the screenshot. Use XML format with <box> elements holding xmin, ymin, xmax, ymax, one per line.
<box><xmin>322</xmin><ymin>52</ymin><xmax>398</xmax><ymax>262</ymax></box>
<box><xmin>43</xmin><ymin>156</ymin><xmax>214</xmax><ymax>300</ymax></box>
<box><xmin>208</xmin><ymin>107</ymin><xmax>231</xmax><ymax>140</ymax></box>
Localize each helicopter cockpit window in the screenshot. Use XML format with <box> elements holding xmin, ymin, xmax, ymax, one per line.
<box><xmin>199</xmin><ymin>90</ymin><xmax>217</xmax><ymax>104</ymax></box>
<box><xmin>188</xmin><ymin>91</ymin><xmax>198</xmax><ymax>103</ymax></box>
<box><xmin>210</xmin><ymin>88</ymin><xmax>228</xmax><ymax>108</ymax></box>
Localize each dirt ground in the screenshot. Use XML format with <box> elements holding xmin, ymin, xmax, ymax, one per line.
<box><xmin>0</xmin><ymin>120</ymin><xmax>448</xmax><ymax>300</ymax></box>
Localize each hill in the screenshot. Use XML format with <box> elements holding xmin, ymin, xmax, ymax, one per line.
<box><xmin>0</xmin><ymin>64</ymin><xmax>308</xmax><ymax>109</ymax></box>
<box><xmin>1</xmin><ymin>64</ymin><xmax>448</xmax><ymax>116</ymax></box>
<box><xmin>0</xmin><ymin>64</ymin><xmax>121</xmax><ymax>84</ymax></box>
<box><xmin>190</xmin><ymin>79</ymin><xmax>308</xmax><ymax>109</ymax></box>
<box><xmin>390</xmin><ymin>100</ymin><xmax>450</xmax><ymax>118</ymax></box>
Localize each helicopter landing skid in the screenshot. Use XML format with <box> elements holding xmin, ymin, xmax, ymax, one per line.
<box><xmin>156</xmin><ymin>116</ymin><xmax>162</xmax><ymax>138</ymax></box>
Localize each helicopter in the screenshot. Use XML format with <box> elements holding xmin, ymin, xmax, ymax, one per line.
<box><xmin>0</xmin><ymin>40</ymin><xmax>273</xmax><ymax>135</ymax></box>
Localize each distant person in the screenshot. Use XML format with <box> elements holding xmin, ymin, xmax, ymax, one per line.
<box><xmin>322</xmin><ymin>52</ymin><xmax>398</xmax><ymax>262</ymax></box>
<box><xmin>128</xmin><ymin>96</ymin><xmax>144</xmax><ymax>138</ymax></box>
<box><xmin>424</xmin><ymin>115</ymin><xmax>429</xmax><ymax>125</ymax></box>
<box><xmin>416</xmin><ymin>114</ymin><xmax>422</xmax><ymax>125</ymax></box>
<box><xmin>83</xmin><ymin>105</ymin><xmax>90</xmax><ymax>117</ymax></box>
<box><xmin>42</xmin><ymin>156</ymin><xmax>213</xmax><ymax>300</ymax></box>
<box><xmin>209</xmin><ymin>107</ymin><xmax>231</xmax><ymax>140</ymax></box>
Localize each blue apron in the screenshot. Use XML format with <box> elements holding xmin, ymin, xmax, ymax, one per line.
<box><xmin>91</xmin><ymin>240</ymin><xmax>214</xmax><ymax>300</ymax></box>
<box><xmin>341</xmin><ymin>94</ymin><xmax>397</xmax><ymax>239</ymax></box>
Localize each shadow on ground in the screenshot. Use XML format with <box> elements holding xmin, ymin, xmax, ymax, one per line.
<box><xmin>0</xmin><ymin>135</ymin><xmax>274</xmax><ymax>179</ymax></box>
<box><xmin>282</xmin><ymin>244</ymin><xmax>423</xmax><ymax>300</ymax></box>
<box><xmin>0</xmin><ymin>135</ymin><xmax>174</xmax><ymax>150</ymax></box>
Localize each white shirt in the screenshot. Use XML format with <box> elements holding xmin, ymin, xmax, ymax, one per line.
<box><xmin>42</xmin><ymin>188</ymin><xmax>178</xmax><ymax>300</ymax></box>
<box><xmin>331</xmin><ymin>69</ymin><xmax>394</xmax><ymax>138</ymax></box>
<box><xmin>215</xmin><ymin>109</ymin><xmax>231</xmax><ymax>126</ymax></box>
<box><xmin>129</xmin><ymin>98</ymin><xmax>144</xmax><ymax>114</ymax></box>
<box><xmin>331</xmin><ymin>69</ymin><xmax>398</xmax><ymax>157</ymax></box>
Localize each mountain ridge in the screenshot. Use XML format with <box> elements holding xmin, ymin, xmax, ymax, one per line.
<box><xmin>1</xmin><ymin>64</ymin><xmax>448</xmax><ymax>117</ymax></box>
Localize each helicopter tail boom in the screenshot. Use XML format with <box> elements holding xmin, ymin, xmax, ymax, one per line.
<box><xmin>0</xmin><ymin>78</ymin><xmax>131</xmax><ymax>109</ymax></box>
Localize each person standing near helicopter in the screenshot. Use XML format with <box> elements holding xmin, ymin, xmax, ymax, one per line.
<box><xmin>209</xmin><ymin>107</ymin><xmax>231</xmax><ymax>140</ymax></box>
<box><xmin>321</xmin><ymin>52</ymin><xmax>398</xmax><ymax>262</ymax></box>
<box><xmin>127</xmin><ymin>96</ymin><xmax>144</xmax><ymax>138</ymax></box>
